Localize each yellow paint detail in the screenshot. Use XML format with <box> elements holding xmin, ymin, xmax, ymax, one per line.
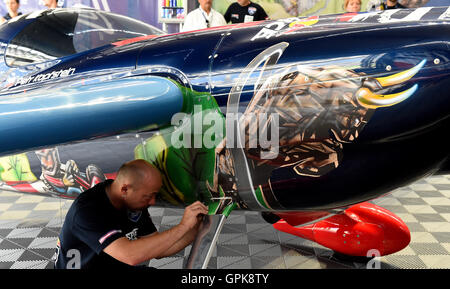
<box><xmin>356</xmin><ymin>85</ymin><xmax>417</xmax><ymax>109</ymax></box>
<box><xmin>134</xmin><ymin>134</ymin><xmax>185</xmax><ymax>206</ymax></box>
<box><xmin>289</xmin><ymin>16</ymin><xmax>319</xmax><ymax>28</ymax></box>
<box><xmin>0</xmin><ymin>154</ymin><xmax>37</xmax><ymax>182</ymax></box>
<box><xmin>375</xmin><ymin>59</ymin><xmax>426</xmax><ymax>87</ymax></box>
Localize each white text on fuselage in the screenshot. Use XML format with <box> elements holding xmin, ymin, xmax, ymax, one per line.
<box><xmin>251</xmin><ymin>7</ymin><xmax>449</xmax><ymax>41</ymax></box>
<box><xmin>13</xmin><ymin>67</ymin><xmax>76</xmax><ymax>87</ymax></box>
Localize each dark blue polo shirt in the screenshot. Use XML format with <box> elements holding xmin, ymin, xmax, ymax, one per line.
<box><xmin>54</xmin><ymin>179</ymin><xmax>157</xmax><ymax>269</ymax></box>
<box><xmin>224</xmin><ymin>2</ymin><xmax>269</xmax><ymax>24</ymax></box>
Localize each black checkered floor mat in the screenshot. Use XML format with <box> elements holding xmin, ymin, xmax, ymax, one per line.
<box><xmin>1</xmin><ymin>174</ymin><xmax>450</xmax><ymax>269</ymax></box>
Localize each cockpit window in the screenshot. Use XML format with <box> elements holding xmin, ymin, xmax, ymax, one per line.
<box><xmin>5</xmin><ymin>9</ymin><xmax>164</xmax><ymax>67</ymax></box>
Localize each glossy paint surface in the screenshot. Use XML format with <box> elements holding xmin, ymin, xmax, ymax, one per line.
<box><xmin>0</xmin><ymin>77</ymin><xmax>183</xmax><ymax>155</ymax></box>
<box><xmin>0</xmin><ymin>7</ymin><xmax>448</xmax><ymax>215</ymax></box>
<box><xmin>273</xmin><ymin>202</ymin><xmax>411</xmax><ymax>256</ymax></box>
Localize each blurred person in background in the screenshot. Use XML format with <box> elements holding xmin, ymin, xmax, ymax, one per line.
<box><xmin>182</xmin><ymin>0</ymin><xmax>226</xmax><ymax>32</ymax></box>
<box><xmin>1</xmin><ymin>0</ymin><xmax>21</xmax><ymax>23</ymax></box>
<box><xmin>344</xmin><ymin>0</ymin><xmax>361</xmax><ymax>12</ymax></box>
<box><xmin>224</xmin><ymin>0</ymin><xmax>269</xmax><ymax>24</ymax></box>
<box><xmin>367</xmin><ymin>0</ymin><xmax>406</xmax><ymax>11</ymax></box>
<box><xmin>43</xmin><ymin>0</ymin><xmax>58</xmax><ymax>9</ymax></box>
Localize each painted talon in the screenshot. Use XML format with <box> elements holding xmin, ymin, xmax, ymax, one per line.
<box><xmin>375</xmin><ymin>59</ymin><xmax>426</xmax><ymax>87</ymax></box>
<box><xmin>356</xmin><ymin>59</ymin><xmax>425</xmax><ymax>109</ymax></box>
<box><xmin>356</xmin><ymin>84</ymin><xmax>418</xmax><ymax>109</ymax></box>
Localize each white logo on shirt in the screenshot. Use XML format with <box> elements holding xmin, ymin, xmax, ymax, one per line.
<box><xmin>248</xmin><ymin>7</ymin><xmax>257</xmax><ymax>16</ymax></box>
<box><xmin>244</xmin><ymin>15</ymin><xmax>254</xmax><ymax>23</ymax></box>
<box><xmin>126</xmin><ymin>228</ymin><xmax>139</xmax><ymax>241</ymax></box>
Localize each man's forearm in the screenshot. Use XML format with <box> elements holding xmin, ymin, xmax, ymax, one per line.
<box><xmin>104</xmin><ymin>223</ymin><xmax>189</xmax><ymax>266</ymax></box>
<box><xmin>136</xmin><ymin>224</ymin><xmax>191</xmax><ymax>261</ymax></box>
<box><xmin>105</xmin><ymin>201</ymin><xmax>209</xmax><ymax>266</ymax></box>
<box><xmin>156</xmin><ymin>225</ymin><xmax>199</xmax><ymax>258</ymax></box>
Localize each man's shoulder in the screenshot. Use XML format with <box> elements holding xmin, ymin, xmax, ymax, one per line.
<box><xmin>73</xmin><ymin>180</ymin><xmax>110</xmax><ymax>209</ymax></box>
<box><xmin>249</xmin><ymin>2</ymin><xmax>264</xmax><ymax>9</ymax></box>
<box><xmin>69</xmin><ymin>181</ymin><xmax>116</xmax><ymax>228</ymax></box>
<box><xmin>228</xmin><ymin>2</ymin><xmax>241</xmax><ymax>10</ymax></box>
<box><xmin>212</xmin><ymin>8</ymin><xmax>225</xmax><ymax>18</ymax></box>
<box><xmin>185</xmin><ymin>7</ymin><xmax>202</xmax><ymax>23</ymax></box>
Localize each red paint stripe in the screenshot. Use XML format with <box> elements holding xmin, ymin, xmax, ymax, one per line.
<box><xmin>75</xmin><ymin>176</ymin><xmax>90</xmax><ymax>189</ymax></box>
<box><xmin>5</xmin><ymin>182</ymin><xmax>37</xmax><ymax>193</ymax></box>
<box><xmin>105</xmin><ymin>173</ymin><xmax>117</xmax><ymax>180</ymax></box>
<box><xmin>113</xmin><ymin>21</ymin><xmax>265</xmax><ymax>47</ymax></box>
<box><xmin>112</xmin><ymin>34</ymin><xmax>160</xmax><ymax>46</ymax></box>
<box><xmin>44</xmin><ymin>175</ymin><xmax>64</xmax><ymax>187</ymax></box>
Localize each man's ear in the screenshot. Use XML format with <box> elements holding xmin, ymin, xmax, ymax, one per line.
<box><xmin>120</xmin><ymin>184</ymin><xmax>129</xmax><ymax>198</ymax></box>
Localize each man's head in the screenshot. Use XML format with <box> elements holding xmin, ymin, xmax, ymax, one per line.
<box><xmin>43</xmin><ymin>0</ymin><xmax>57</xmax><ymax>8</ymax></box>
<box><xmin>5</xmin><ymin>0</ymin><xmax>19</xmax><ymax>13</ymax></box>
<box><xmin>237</xmin><ymin>0</ymin><xmax>251</xmax><ymax>6</ymax></box>
<box><xmin>198</xmin><ymin>0</ymin><xmax>212</xmax><ymax>12</ymax></box>
<box><xmin>114</xmin><ymin>159</ymin><xmax>162</xmax><ymax>211</ymax></box>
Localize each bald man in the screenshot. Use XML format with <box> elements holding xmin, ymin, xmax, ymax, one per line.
<box><xmin>54</xmin><ymin>159</ymin><xmax>208</xmax><ymax>269</ymax></box>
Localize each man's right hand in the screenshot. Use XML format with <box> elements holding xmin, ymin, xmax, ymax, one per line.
<box><xmin>180</xmin><ymin>201</ymin><xmax>209</xmax><ymax>231</ymax></box>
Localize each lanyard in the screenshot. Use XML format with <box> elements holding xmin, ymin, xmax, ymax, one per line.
<box><xmin>200</xmin><ymin>8</ymin><xmax>211</xmax><ymax>28</ymax></box>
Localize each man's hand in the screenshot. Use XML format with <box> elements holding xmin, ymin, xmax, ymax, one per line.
<box><xmin>180</xmin><ymin>201</ymin><xmax>209</xmax><ymax>231</ymax></box>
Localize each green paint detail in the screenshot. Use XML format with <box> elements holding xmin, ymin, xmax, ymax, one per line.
<box><xmin>0</xmin><ymin>154</ymin><xmax>37</xmax><ymax>182</ymax></box>
<box><xmin>208</xmin><ymin>201</ymin><xmax>220</xmax><ymax>215</ymax></box>
<box><xmin>218</xmin><ymin>185</ymin><xmax>225</xmax><ymax>198</ymax></box>
<box><xmin>135</xmin><ymin>134</ymin><xmax>187</xmax><ymax>205</ymax></box>
<box><xmin>254</xmin><ymin>186</ymin><xmax>270</xmax><ymax>210</ymax></box>
<box><xmin>207</xmin><ymin>186</ymin><xmax>229</xmax><ymax>215</ymax></box>
<box><xmin>178</xmin><ymin>84</ymin><xmax>194</xmax><ymax>114</ymax></box>
<box><xmin>135</xmin><ymin>84</ymin><xmax>225</xmax><ymax>207</ymax></box>
<box><xmin>222</xmin><ymin>202</ymin><xmax>236</xmax><ymax>218</ymax></box>
<box><xmin>207</xmin><ymin>200</ymin><xmax>236</xmax><ymax>217</ymax></box>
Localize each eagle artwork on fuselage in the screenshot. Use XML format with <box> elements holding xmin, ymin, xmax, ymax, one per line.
<box><xmin>0</xmin><ymin>42</ymin><xmax>427</xmax><ymax>224</ymax></box>
<box><xmin>0</xmin><ymin>44</ymin><xmax>425</xmax><ymax>214</ymax></box>
<box><xmin>0</xmin><ymin>7</ymin><xmax>448</xmax><ymax>264</ymax></box>
<box><xmin>202</xmin><ymin>43</ymin><xmax>426</xmax><ymax>212</ymax></box>
<box><xmin>131</xmin><ymin>42</ymin><xmax>426</xmax><ymax>214</ymax></box>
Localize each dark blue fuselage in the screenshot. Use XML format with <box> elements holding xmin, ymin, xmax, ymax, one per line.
<box><xmin>0</xmin><ymin>7</ymin><xmax>449</xmax><ymax>210</ymax></box>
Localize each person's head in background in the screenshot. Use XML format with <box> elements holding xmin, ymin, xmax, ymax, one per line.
<box><xmin>5</xmin><ymin>0</ymin><xmax>20</xmax><ymax>16</ymax></box>
<box><xmin>387</xmin><ymin>0</ymin><xmax>406</xmax><ymax>6</ymax></box>
<box><xmin>237</xmin><ymin>0</ymin><xmax>251</xmax><ymax>6</ymax></box>
<box><xmin>43</xmin><ymin>0</ymin><xmax>57</xmax><ymax>9</ymax></box>
<box><xmin>345</xmin><ymin>0</ymin><xmax>361</xmax><ymax>12</ymax></box>
<box><xmin>198</xmin><ymin>0</ymin><xmax>212</xmax><ymax>13</ymax></box>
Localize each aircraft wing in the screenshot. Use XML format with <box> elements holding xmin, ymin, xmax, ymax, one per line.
<box><xmin>0</xmin><ymin>76</ymin><xmax>184</xmax><ymax>157</ymax></box>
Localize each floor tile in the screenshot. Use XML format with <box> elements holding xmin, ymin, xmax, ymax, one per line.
<box><xmin>1</xmin><ymin>174</ymin><xmax>450</xmax><ymax>269</ymax></box>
